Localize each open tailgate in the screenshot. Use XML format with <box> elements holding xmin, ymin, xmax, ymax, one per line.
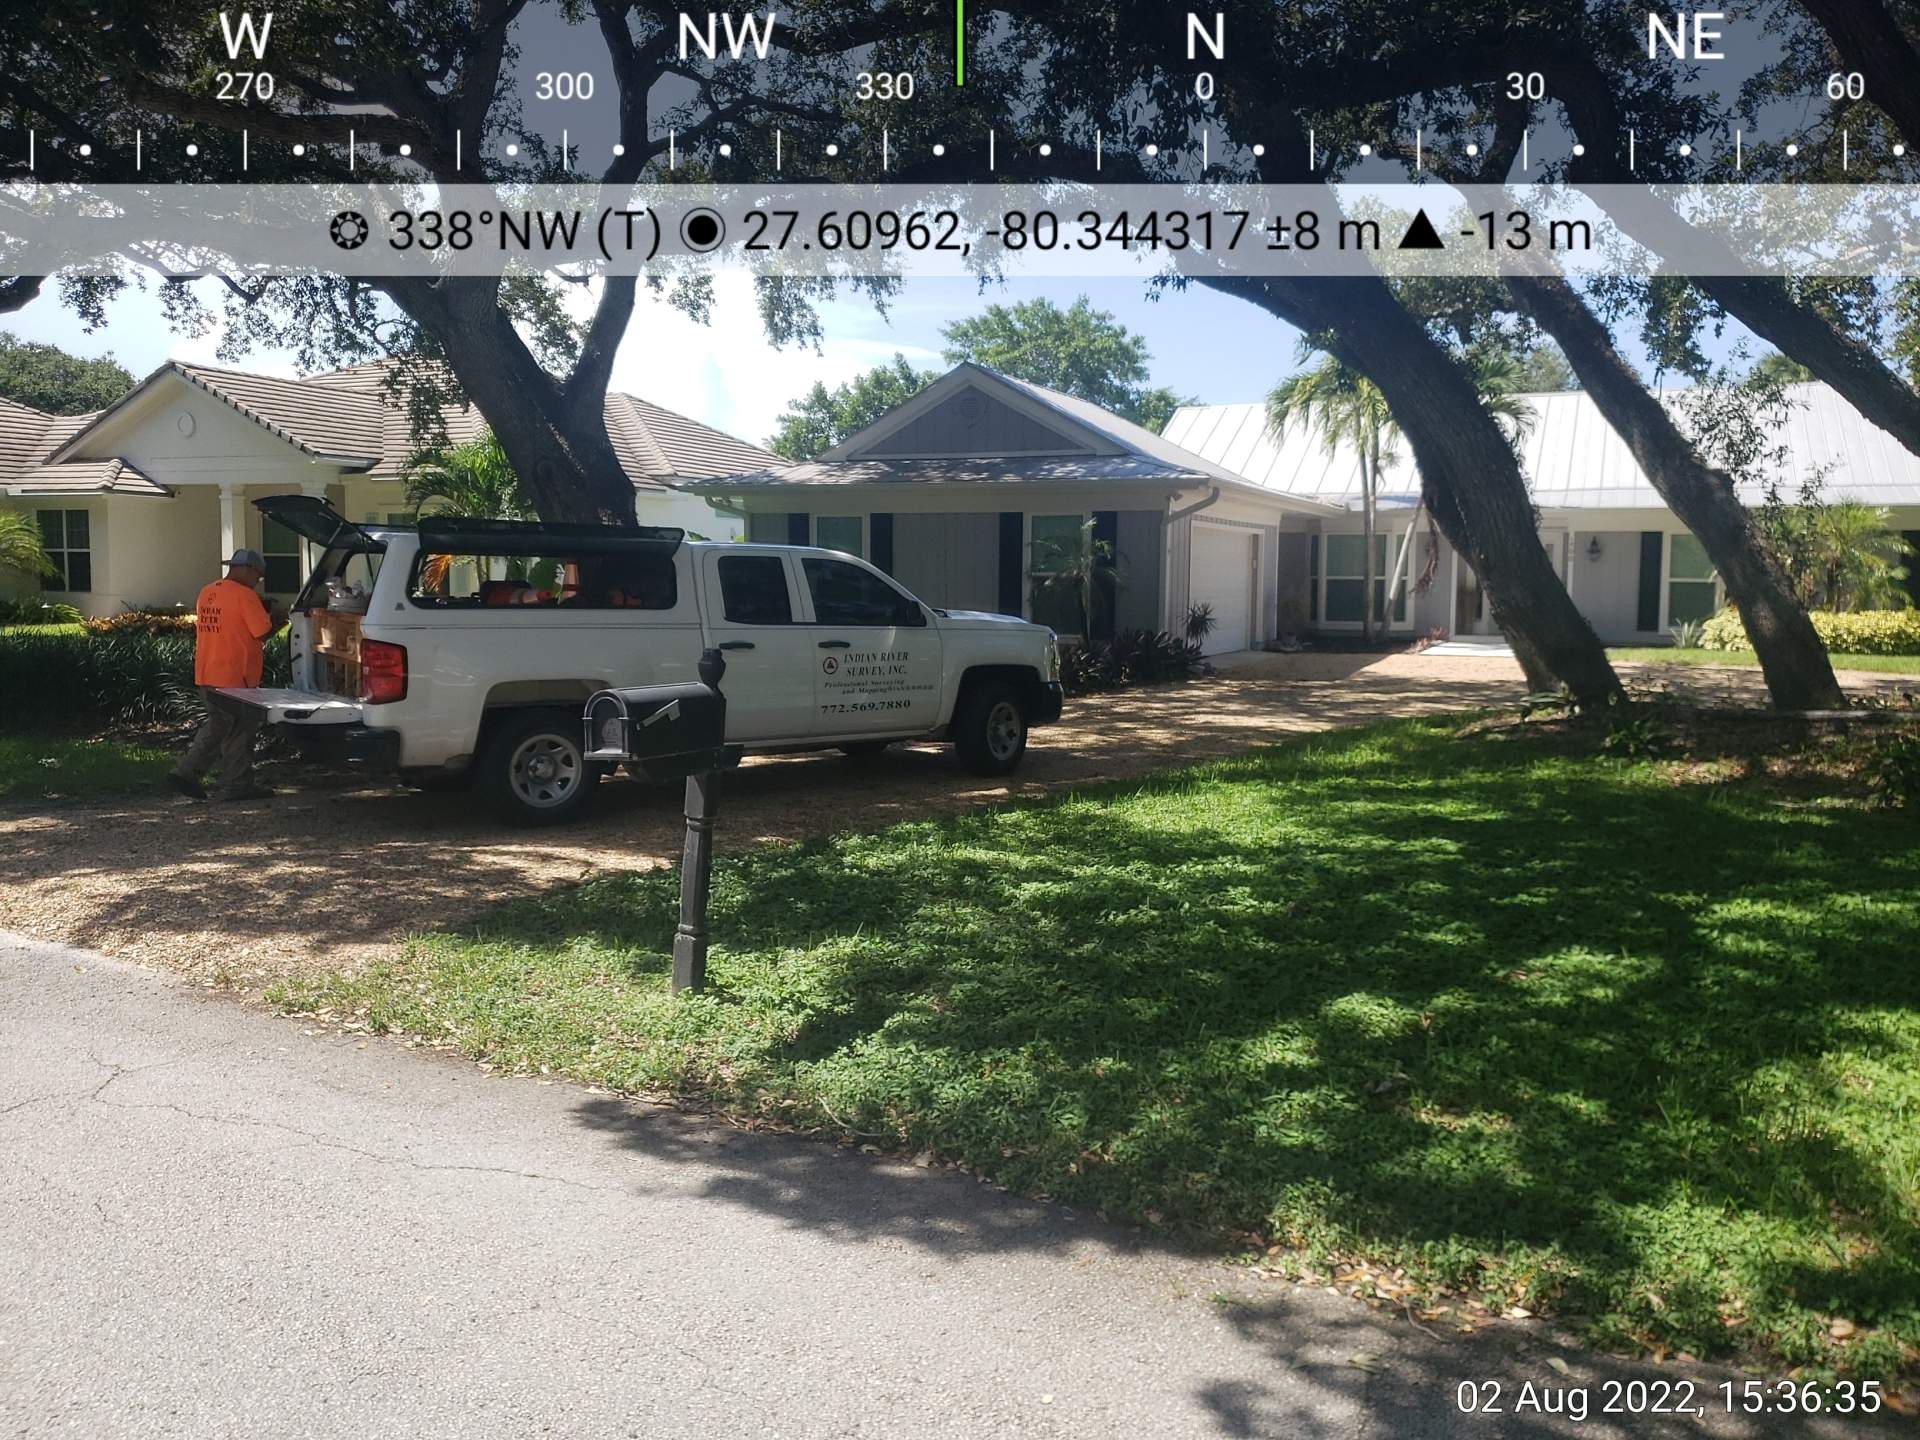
<box><xmin>212</xmin><ymin>687</ymin><xmax>365</xmax><ymax>726</ymax></box>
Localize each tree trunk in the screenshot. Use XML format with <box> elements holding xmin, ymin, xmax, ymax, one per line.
<box><xmin>1795</xmin><ymin>0</ymin><xmax>1920</xmax><ymax>154</ymax></box>
<box><xmin>1694</xmin><ymin>276</ymin><xmax>1920</xmax><ymax>459</ymax></box>
<box><xmin>1361</xmin><ymin>438</ymin><xmax>1378</xmax><ymax>641</ymax></box>
<box><xmin>380</xmin><ymin>276</ymin><xmax>639</xmax><ymax>526</ymax></box>
<box><xmin>1205</xmin><ymin>274</ymin><xmax>1622</xmax><ymax>702</ymax></box>
<box><xmin>0</xmin><ymin>276</ymin><xmax>45</xmax><ymax>314</ymax></box>
<box><xmin>1508</xmin><ymin>275</ymin><xmax>1846</xmax><ymax>710</ymax></box>
<box><xmin>1553</xmin><ymin>68</ymin><xmax>1920</xmax><ymax>459</ymax></box>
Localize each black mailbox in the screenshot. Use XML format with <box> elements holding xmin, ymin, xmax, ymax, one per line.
<box><xmin>584</xmin><ymin>678</ymin><xmax>736</xmax><ymax>781</ymax></box>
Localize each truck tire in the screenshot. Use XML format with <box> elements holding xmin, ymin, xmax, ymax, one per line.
<box><xmin>952</xmin><ymin>682</ymin><xmax>1029</xmax><ymax>777</ymax></box>
<box><xmin>480</xmin><ymin>709</ymin><xmax>597</xmax><ymax>825</ymax></box>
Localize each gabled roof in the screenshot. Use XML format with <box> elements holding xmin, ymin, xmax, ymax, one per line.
<box><xmin>698</xmin><ymin>362</ymin><xmax>1338</xmax><ymax>512</ymax></box>
<box><xmin>1164</xmin><ymin>382</ymin><xmax>1920</xmax><ymax>512</ymax></box>
<box><xmin>10</xmin><ymin>356</ymin><xmax>783</xmax><ymax>495</ymax></box>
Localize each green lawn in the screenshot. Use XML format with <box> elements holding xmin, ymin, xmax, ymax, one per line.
<box><xmin>0</xmin><ymin>622</ymin><xmax>85</xmax><ymax>636</ymax></box>
<box><xmin>1612</xmin><ymin>646</ymin><xmax>1920</xmax><ymax>676</ymax></box>
<box><xmin>281</xmin><ymin>718</ymin><xmax>1920</xmax><ymax>1379</ymax></box>
<box><xmin>0</xmin><ymin>734</ymin><xmax>174</xmax><ymax>800</ymax></box>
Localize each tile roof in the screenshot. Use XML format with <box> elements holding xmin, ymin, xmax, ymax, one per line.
<box><xmin>15</xmin><ymin>358</ymin><xmax>781</xmax><ymax>494</ymax></box>
<box><xmin>4</xmin><ymin>457</ymin><xmax>170</xmax><ymax>498</ymax></box>
<box><xmin>1163</xmin><ymin>382</ymin><xmax>1920</xmax><ymax>512</ymax></box>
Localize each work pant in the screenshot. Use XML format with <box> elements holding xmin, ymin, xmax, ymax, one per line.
<box><xmin>173</xmin><ymin>687</ymin><xmax>261</xmax><ymax>798</ymax></box>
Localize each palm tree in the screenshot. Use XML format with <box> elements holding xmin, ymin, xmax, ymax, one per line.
<box><xmin>1267</xmin><ymin>343</ymin><xmax>1536</xmax><ymax>640</ymax></box>
<box><xmin>0</xmin><ymin>510</ymin><xmax>55</xmax><ymax>581</ymax></box>
<box><xmin>402</xmin><ymin>430</ymin><xmax>530</xmax><ymax>520</ymax></box>
<box><xmin>403</xmin><ymin>430</ymin><xmax>539</xmax><ymax>593</ymax></box>
<box><xmin>1764</xmin><ymin>501</ymin><xmax>1915</xmax><ymax>611</ymax></box>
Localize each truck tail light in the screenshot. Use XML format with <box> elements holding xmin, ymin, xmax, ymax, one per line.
<box><xmin>361</xmin><ymin>640</ymin><xmax>408</xmax><ymax>704</ymax></box>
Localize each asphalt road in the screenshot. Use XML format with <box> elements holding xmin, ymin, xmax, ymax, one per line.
<box><xmin>1</xmin><ymin>931</ymin><xmax>1905</xmax><ymax>1440</ymax></box>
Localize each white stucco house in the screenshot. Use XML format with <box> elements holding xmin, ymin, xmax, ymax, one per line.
<box><xmin>0</xmin><ymin>359</ymin><xmax>770</xmax><ymax>616</ymax></box>
<box><xmin>1165</xmin><ymin>382</ymin><xmax>1920</xmax><ymax>644</ymax></box>
<box><xmin>687</xmin><ymin>365</ymin><xmax>1919</xmax><ymax>656</ymax></box>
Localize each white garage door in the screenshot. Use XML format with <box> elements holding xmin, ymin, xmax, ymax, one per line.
<box><xmin>1190</xmin><ymin>524</ymin><xmax>1257</xmax><ymax>656</ymax></box>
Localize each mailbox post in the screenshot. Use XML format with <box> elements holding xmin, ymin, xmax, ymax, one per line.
<box><xmin>584</xmin><ymin>647</ymin><xmax>739</xmax><ymax>995</ymax></box>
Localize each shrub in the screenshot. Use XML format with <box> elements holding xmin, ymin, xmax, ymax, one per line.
<box><xmin>1060</xmin><ymin>629</ymin><xmax>1205</xmax><ymax>694</ymax></box>
<box><xmin>1700</xmin><ymin>606</ymin><xmax>1920</xmax><ymax>657</ymax></box>
<box><xmin>1667</xmin><ymin>618</ymin><xmax>1705</xmax><ymax>650</ymax></box>
<box><xmin>83</xmin><ymin>611</ymin><xmax>197</xmax><ymax>637</ymax></box>
<box><xmin>0</xmin><ymin>597</ymin><xmax>83</xmax><ymax>626</ymax></box>
<box><xmin>0</xmin><ymin>629</ymin><xmax>289</xmax><ymax>730</ymax></box>
<box><xmin>1867</xmin><ymin>734</ymin><xmax>1920</xmax><ymax>810</ymax></box>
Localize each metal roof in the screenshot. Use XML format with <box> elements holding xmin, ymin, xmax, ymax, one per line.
<box><xmin>1163</xmin><ymin>382</ymin><xmax>1920</xmax><ymax>512</ymax></box>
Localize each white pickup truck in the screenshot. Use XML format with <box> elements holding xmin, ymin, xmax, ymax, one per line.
<box><xmin>215</xmin><ymin>497</ymin><xmax>1064</xmax><ymax>824</ymax></box>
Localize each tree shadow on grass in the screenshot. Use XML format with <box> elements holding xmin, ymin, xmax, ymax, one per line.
<box><xmin>519</xmin><ymin>721</ymin><xmax>1920</xmax><ymax>1367</ymax></box>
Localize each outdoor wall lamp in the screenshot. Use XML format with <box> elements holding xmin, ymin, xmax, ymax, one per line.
<box><xmin>1586</xmin><ymin>537</ymin><xmax>1604</xmax><ymax>562</ymax></box>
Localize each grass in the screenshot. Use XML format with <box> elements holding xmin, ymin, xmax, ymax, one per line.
<box><xmin>0</xmin><ymin>734</ymin><xmax>175</xmax><ymax>800</ymax></box>
<box><xmin>281</xmin><ymin>717</ymin><xmax>1920</xmax><ymax>1380</ymax></box>
<box><xmin>0</xmin><ymin>622</ymin><xmax>84</xmax><ymax>636</ymax></box>
<box><xmin>1612</xmin><ymin>646</ymin><xmax>1920</xmax><ymax>676</ymax></box>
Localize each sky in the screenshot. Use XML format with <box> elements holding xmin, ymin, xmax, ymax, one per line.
<box><xmin>0</xmin><ymin>271</ymin><xmax>1759</xmax><ymax>449</ymax></box>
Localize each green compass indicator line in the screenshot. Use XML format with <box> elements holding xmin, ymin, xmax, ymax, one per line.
<box><xmin>956</xmin><ymin>0</ymin><xmax>966</xmax><ymax>86</ymax></box>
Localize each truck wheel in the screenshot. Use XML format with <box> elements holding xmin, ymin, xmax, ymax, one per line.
<box><xmin>481</xmin><ymin>710</ymin><xmax>597</xmax><ymax>825</ymax></box>
<box><xmin>952</xmin><ymin>683</ymin><xmax>1028</xmax><ymax>776</ymax></box>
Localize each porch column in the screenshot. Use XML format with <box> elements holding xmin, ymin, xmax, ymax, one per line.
<box><xmin>218</xmin><ymin>483</ymin><xmax>240</xmax><ymax>563</ymax></box>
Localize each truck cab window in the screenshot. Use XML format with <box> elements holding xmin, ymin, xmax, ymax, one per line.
<box><xmin>802</xmin><ymin>556</ymin><xmax>922</xmax><ymax>627</ymax></box>
<box><xmin>718</xmin><ymin>554</ymin><xmax>793</xmax><ymax>624</ymax></box>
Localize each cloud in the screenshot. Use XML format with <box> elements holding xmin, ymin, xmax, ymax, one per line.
<box><xmin>607</xmin><ymin>272</ymin><xmax>942</xmax><ymax>445</ymax></box>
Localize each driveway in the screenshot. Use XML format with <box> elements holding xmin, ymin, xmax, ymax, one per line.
<box><xmin>4</xmin><ymin>932</ymin><xmax>1904</xmax><ymax>1440</ymax></box>
<box><xmin>0</xmin><ymin>651</ymin><xmax>1903</xmax><ymax>986</ymax></box>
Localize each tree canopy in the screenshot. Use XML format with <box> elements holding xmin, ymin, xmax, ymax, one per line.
<box><xmin>767</xmin><ymin>355</ymin><xmax>936</xmax><ymax>462</ymax></box>
<box><xmin>0</xmin><ymin>336</ymin><xmax>135</xmax><ymax>415</ymax></box>
<box><xmin>940</xmin><ymin>298</ymin><xmax>1188</xmax><ymax>433</ymax></box>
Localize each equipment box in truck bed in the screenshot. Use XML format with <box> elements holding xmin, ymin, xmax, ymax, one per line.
<box><xmin>218</xmin><ymin>496</ymin><xmax>1064</xmax><ymax>825</ymax></box>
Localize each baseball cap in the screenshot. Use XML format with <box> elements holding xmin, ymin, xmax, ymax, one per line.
<box><xmin>224</xmin><ymin>548</ymin><xmax>266</xmax><ymax>569</ymax></box>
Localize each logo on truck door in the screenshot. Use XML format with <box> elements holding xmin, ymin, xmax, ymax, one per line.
<box><xmin>821</xmin><ymin>655</ymin><xmax>839</xmax><ymax>675</ymax></box>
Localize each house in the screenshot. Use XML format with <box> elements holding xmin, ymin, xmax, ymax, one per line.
<box><xmin>0</xmin><ymin>360</ymin><xmax>774</xmax><ymax>616</ymax></box>
<box><xmin>687</xmin><ymin>362</ymin><xmax>1339</xmax><ymax>656</ymax></box>
<box><xmin>1164</xmin><ymin>382</ymin><xmax>1920</xmax><ymax>644</ymax></box>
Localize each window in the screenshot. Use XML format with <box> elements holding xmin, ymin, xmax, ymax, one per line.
<box><xmin>1667</xmin><ymin>533</ymin><xmax>1718</xmax><ymax>625</ymax></box>
<box><xmin>1323</xmin><ymin>533</ymin><xmax>1406</xmax><ymax>625</ymax></box>
<box><xmin>1029</xmin><ymin>514</ymin><xmax>1084</xmax><ymax>575</ymax></box>
<box><xmin>815</xmin><ymin>515</ymin><xmax>863</xmax><ymax>558</ymax></box>
<box><xmin>261</xmin><ymin>514</ymin><xmax>302</xmax><ymax>594</ymax></box>
<box><xmin>1028</xmin><ymin>513</ymin><xmax>1087</xmax><ymax>635</ymax></box>
<box><xmin>37</xmin><ymin>509</ymin><xmax>91</xmax><ymax>593</ymax></box>
<box><xmin>409</xmin><ymin>550</ymin><xmax>677</xmax><ymax>609</ymax></box>
<box><xmin>802</xmin><ymin>556</ymin><xmax>921</xmax><ymax>627</ymax></box>
<box><xmin>718</xmin><ymin>554</ymin><xmax>792</xmax><ymax>624</ymax></box>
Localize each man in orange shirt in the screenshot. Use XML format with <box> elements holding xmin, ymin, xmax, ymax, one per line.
<box><xmin>170</xmin><ymin>548</ymin><xmax>280</xmax><ymax>801</ymax></box>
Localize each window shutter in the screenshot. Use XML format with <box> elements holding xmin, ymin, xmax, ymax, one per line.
<box><xmin>870</xmin><ymin>513</ymin><xmax>894</xmax><ymax>574</ymax></box>
<box><xmin>1636</xmin><ymin>532</ymin><xmax>1663</xmax><ymax>633</ymax></box>
<box><xmin>787</xmin><ymin>512</ymin><xmax>809</xmax><ymax>547</ymax></box>
<box><xmin>998</xmin><ymin>512</ymin><xmax>1023</xmax><ymax>616</ymax></box>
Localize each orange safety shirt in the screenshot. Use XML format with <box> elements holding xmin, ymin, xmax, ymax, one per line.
<box><xmin>193</xmin><ymin>577</ymin><xmax>273</xmax><ymax>688</ymax></box>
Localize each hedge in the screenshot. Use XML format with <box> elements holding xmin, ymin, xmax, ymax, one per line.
<box><xmin>1700</xmin><ymin>606</ymin><xmax>1920</xmax><ymax>656</ymax></box>
<box><xmin>0</xmin><ymin>629</ymin><xmax>289</xmax><ymax>731</ymax></box>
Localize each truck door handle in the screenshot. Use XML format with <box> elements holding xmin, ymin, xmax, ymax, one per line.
<box><xmin>817</xmin><ymin>640</ymin><xmax>851</xmax><ymax>649</ymax></box>
<box><xmin>717</xmin><ymin>641</ymin><xmax>755</xmax><ymax>651</ymax></box>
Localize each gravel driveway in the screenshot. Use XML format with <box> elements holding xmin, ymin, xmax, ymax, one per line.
<box><xmin>1</xmin><ymin>651</ymin><xmax>1902</xmax><ymax>987</ymax></box>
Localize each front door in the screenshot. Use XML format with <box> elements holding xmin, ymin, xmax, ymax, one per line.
<box><xmin>798</xmin><ymin>554</ymin><xmax>944</xmax><ymax>737</ymax></box>
<box><xmin>697</xmin><ymin>549</ymin><xmax>815</xmax><ymax>741</ymax></box>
